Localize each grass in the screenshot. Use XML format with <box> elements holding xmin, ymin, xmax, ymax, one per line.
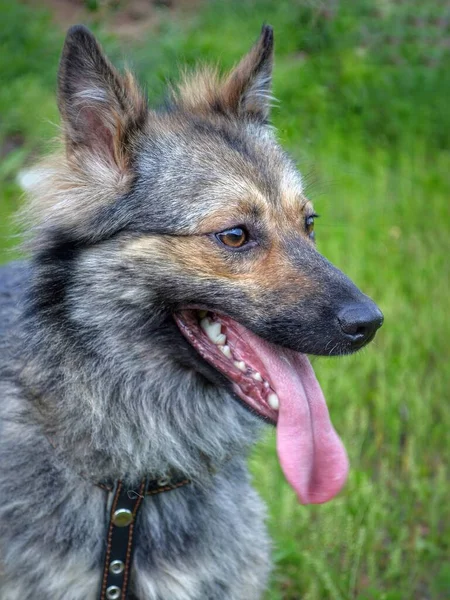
<box><xmin>1</xmin><ymin>0</ymin><xmax>449</xmax><ymax>598</ymax></box>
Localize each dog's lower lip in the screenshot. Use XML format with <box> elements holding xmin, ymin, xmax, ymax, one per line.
<box><xmin>174</xmin><ymin>309</ymin><xmax>351</xmax><ymax>505</ymax></box>
<box><xmin>173</xmin><ymin>310</ymin><xmax>279</xmax><ymax>423</ymax></box>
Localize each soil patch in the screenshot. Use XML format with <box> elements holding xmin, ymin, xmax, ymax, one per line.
<box><xmin>24</xmin><ymin>0</ymin><xmax>202</xmax><ymax>40</ymax></box>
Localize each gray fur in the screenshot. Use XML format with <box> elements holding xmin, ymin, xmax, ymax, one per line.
<box><xmin>0</xmin><ymin>253</ymin><xmax>270</xmax><ymax>600</ymax></box>
<box><xmin>0</xmin><ymin>23</ymin><xmax>382</xmax><ymax>600</ymax></box>
<box><xmin>0</xmin><ymin>25</ymin><xmax>276</xmax><ymax>600</ymax></box>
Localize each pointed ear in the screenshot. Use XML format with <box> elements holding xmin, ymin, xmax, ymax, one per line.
<box><xmin>220</xmin><ymin>24</ymin><xmax>274</xmax><ymax>122</ymax></box>
<box><xmin>58</xmin><ymin>25</ymin><xmax>147</xmax><ymax>170</ymax></box>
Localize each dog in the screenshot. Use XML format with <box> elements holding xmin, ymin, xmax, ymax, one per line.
<box><xmin>0</xmin><ymin>24</ymin><xmax>383</xmax><ymax>600</ymax></box>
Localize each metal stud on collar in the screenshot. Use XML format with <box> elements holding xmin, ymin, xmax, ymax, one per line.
<box><xmin>99</xmin><ymin>475</ymin><xmax>191</xmax><ymax>600</ymax></box>
<box><xmin>109</xmin><ymin>560</ymin><xmax>125</xmax><ymax>575</ymax></box>
<box><xmin>106</xmin><ymin>585</ymin><xmax>121</xmax><ymax>599</ymax></box>
<box><xmin>157</xmin><ymin>476</ymin><xmax>170</xmax><ymax>487</ymax></box>
<box><xmin>99</xmin><ymin>480</ymin><xmax>146</xmax><ymax>600</ymax></box>
<box><xmin>111</xmin><ymin>508</ymin><xmax>133</xmax><ymax>527</ymax></box>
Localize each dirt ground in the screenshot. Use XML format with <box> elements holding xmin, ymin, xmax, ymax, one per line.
<box><xmin>24</xmin><ymin>0</ymin><xmax>201</xmax><ymax>38</ymax></box>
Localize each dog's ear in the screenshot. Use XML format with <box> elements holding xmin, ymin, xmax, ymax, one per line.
<box><xmin>58</xmin><ymin>25</ymin><xmax>147</xmax><ymax>170</ymax></box>
<box><xmin>219</xmin><ymin>24</ymin><xmax>274</xmax><ymax>122</ymax></box>
<box><xmin>176</xmin><ymin>25</ymin><xmax>274</xmax><ymax>123</ymax></box>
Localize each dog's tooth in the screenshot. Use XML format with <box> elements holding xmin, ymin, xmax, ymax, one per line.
<box><xmin>252</xmin><ymin>371</ymin><xmax>263</xmax><ymax>382</ymax></box>
<box><xmin>220</xmin><ymin>345</ymin><xmax>232</xmax><ymax>359</ymax></box>
<box><xmin>234</xmin><ymin>360</ymin><xmax>247</xmax><ymax>372</ymax></box>
<box><xmin>215</xmin><ymin>333</ymin><xmax>227</xmax><ymax>345</ymax></box>
<box><xmin>263</xmin><ymin>381</ymin><xmax>270</xmax><ymax>389</ymax></box>
<box><xmin>268</xmin><ymin>393</ymin><xmax>279</xmax><ymax>410</ymax></box>
<box><xmin>200</xmin><ymin>318</ymin><xmax>222</xmax><ymax>343</ymax></box>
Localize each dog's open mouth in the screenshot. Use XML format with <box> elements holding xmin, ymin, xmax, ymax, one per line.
<box><xmin>174</xmin><ymin>310</ymin><xmax>349</xmax><ymax>504</ymax></box>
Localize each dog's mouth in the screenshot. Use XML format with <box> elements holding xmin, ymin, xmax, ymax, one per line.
<box><xmin>174</xmin><ymin>309</ymin><xmax>349</xmax><ymax>505</ymax></box>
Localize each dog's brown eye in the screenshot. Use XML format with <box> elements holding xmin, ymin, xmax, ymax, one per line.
<box><xmin>305</xmin><ymin>214</ymin><xmax>318</xmax><ymax>240</ymax></box>
<box><xmin>216</xmin><ymin>227</ymin><xmax>249</xmax><ymax>249</ymax></box>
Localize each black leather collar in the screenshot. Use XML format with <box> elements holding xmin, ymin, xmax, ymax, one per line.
<box><xmin>99</xmin><ymin>474</ymin><xmax>190</xmax><ymax>600</ymax></box>
<box><xmin>42</xmin><ymin>433</ymin><xmax>191</xmax><ymax>599</ymax></box>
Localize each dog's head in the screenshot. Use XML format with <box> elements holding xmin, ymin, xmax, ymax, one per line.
<box><xmin>27</xmin><ymin>25</ymin><xmax>383</xmax><ymax>502</ymax></box>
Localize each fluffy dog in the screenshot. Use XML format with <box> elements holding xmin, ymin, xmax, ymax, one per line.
<box><xmin>0</xmin><ymin>25</ymin><xmax>383</xmax><ymax>599</ymax></box>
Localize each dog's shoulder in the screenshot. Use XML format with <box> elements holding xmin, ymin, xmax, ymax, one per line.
<box><xmin>0</xmin><ymin>260</ymin><xmax>30</xmax><ymax>420</ymax></box>
<box><xmin>0</xmin><ymin>260</ymin><xmax>30</xmax><ymax>338</ymax></box>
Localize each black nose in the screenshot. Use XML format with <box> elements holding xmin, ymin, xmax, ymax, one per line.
<box><xmin>337</xmin><ymin>301</ymin><xmax>384</xmax><ymax>347</ymax></box>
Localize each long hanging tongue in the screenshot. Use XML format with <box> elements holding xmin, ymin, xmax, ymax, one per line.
<box><xmin>233</xmin><ymin>329</ymin><xmax>349</xmax><ymax>504</ymax></box>
<box><xmin>271</xmin><ymin>350</ymin><xmax>348</xmax><ymax>504</ymax></box>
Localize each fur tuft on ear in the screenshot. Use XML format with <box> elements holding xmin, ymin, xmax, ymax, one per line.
<box><xmin>58</xmin><ymin>25</ymin><xmax>147</xmax><ymax>170</ymax></box>
<box><xmin>175</xmin><ymin>25</ymin><xmax>274</xmax><ymax>123</ymax></box>
<box><xmin>221</xmin><ymin>24</ymin><xmax>274</xmax><ymax>121</ymax></box>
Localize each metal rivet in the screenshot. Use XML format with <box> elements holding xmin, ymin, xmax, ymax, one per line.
<box><xmin>157</xmin><ymin>476</ymin><xmax>170</xmax><ymax>487</ymax></box>
<box><xmin>112</xmin><ymin>508</ymin><xmax>133</xmax><ymax>527</ymax></box>
<box><xmin>106</xmin><ymin>585</ymin><xmax>122</xmax><ymax>600</ymax></box>
<box><xmin>109</xmin><ymin>559</ymin><xmax>125</xmax><ymax>575</ymax></box>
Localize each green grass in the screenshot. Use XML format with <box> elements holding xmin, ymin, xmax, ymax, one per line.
<box><xmin>1</xmin><ymin>1</ymin><xmax>449</xmax><ymax>598</ymax></box>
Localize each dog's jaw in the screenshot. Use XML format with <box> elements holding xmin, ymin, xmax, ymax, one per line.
<box><xmin>174</xmin><ymin>309</ymin><xmax>349</xmax><ymax>505</ymax></box>
<box><xmin>174</xmin><ymin>310</ymin><xmax>279</xmax><ymax>423</ymax></box>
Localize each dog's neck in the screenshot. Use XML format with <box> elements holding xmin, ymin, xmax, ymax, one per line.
<box><xmin>19</xmin><ymin>264</ymin><xmax>261</xmax><ymax>484</ymax></box>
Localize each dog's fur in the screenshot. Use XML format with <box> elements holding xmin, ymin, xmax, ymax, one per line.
<box><xmin>0</xmin><ymin>25</ymin><xmax>381</xmax><ymax>599</ymax></box>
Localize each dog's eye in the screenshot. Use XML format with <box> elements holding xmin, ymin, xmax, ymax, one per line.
<box><xmin>216</xmin><ymin>227</ymin><xmax>249</xmax><ymax>249</ymax></box>
<box><xmin>305</xmin><ymin>214</ymin><xmax>318</xmax><ymax>240</ymax></box>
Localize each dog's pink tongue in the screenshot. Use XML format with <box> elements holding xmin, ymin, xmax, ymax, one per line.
<box><xmin>273</xmin><ymin>351</ymin><xmax>348</xmax><ymax>503</ymax></box>
<box><xmin>246</xmin><ymin>336</ymin><xmax>349</xmax><ymax>504</ymax></box>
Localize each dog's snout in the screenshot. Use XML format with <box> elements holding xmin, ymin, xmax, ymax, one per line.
<box><xmin>337</xmin><ymin>302</ymin><xmax>384</xmax><ymax>347</ymax></box>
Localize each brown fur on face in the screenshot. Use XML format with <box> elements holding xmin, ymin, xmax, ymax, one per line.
<box><xmin>122</xmin><ymin>171</ymin><xmax>318</xmax><ymax>304</ymax></box>
<box><xmin>124</xmin><ymin>230</ymin><xmax>317</xmax><ymax>305</ymax></box>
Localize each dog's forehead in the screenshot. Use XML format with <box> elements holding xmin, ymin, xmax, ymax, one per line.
<box><xmin>136</xmin><ymin>116</ymin><xmax>308</xmax><ymax>229</ymax></box>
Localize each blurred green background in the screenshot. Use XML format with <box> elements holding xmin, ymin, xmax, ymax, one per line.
<box><xmin>0</xmin><ymin>0</ymin><xmax>449</xmax><ymax>598</ymax></box>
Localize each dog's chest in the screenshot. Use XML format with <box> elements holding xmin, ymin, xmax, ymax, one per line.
<box><xmin>130</xmin><ymin>482</ymin><xmax>270</xmax><ymax>600</ymax></box>
<box><xmin>0</xmin><ymin>444</ymin><xmax>270</xmax><ymax>600</ymax></box>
